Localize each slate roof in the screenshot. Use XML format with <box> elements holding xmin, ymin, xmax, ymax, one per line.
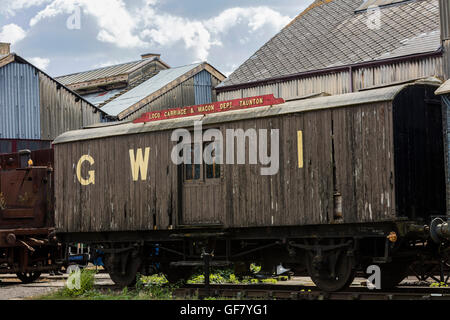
<box><xmin>218</xmin><ymin>0</ymin><xmax>441</xmax><ymax>88</ymax></box>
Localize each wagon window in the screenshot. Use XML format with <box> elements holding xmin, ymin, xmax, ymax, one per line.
<box><xmin>184</xmin><ymin>144</ymin><xmax>201</xmax><ymax>181</ymax></box>
<box><xmin>205</xmin><ymin>143</ymin><xmax>221</xmax><ymax>179</ymax></box>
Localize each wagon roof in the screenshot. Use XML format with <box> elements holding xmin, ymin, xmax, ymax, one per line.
<box><xmin>53</xmin><ymin>79</ymin><xmax>439</xmax><ymax>145</ymax></box>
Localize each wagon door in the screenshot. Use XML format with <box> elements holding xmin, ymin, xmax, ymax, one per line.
<box><xmin>179</xmin><ymin>142</ymin><xmax>224</xmax><ymax>226</ymax></box>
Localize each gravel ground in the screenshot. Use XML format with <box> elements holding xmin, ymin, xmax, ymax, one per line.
<box><xmin>0</xmin><ymin>273</ymin><xmax>114</xmax><ymax>300</ymax></box>
<box><xmin>0</xmin><ymin>273</ymin><xmax>434</xmax><ymax>300</ymax></box>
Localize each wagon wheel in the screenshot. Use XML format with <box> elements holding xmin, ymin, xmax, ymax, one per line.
<box><xmin>306</xmin><ymin>249</ymin><xmax>356</xmax><ymax>292</ymax></box>
<box><xmin>377</xmin><ymin>262</ymin><xmax>410</xmax><ymax>289</ymax></box>
<box><xmin>16</xmin><ymin>272</ymin><xmax>41</xmax><ymax>284</ymax></box>
<box><xmin>105</xmin><ymin>253</ymin><xmax>142</xmax><ymax>287</ymax></box>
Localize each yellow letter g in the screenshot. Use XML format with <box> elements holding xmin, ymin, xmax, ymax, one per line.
<box><xmin>76</xmin><ymin>155</ymin><xmax>95</xmax><ymax>186</ymax></box>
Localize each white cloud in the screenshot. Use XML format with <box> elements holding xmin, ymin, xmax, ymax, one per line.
<box><xmin>140</xmin><ymin>16</ymin><xmax>218</xmax><ymax>62</ymax></box>
<box><xmin>27</xmin><ymin>57</ymin><xmax>51</xmax><ymax>70</ymax></box>
<box><xmin>0</xmin><ymin>0</ymin><xmax>52</xmax><ymax>16</ymax></box>
<box><xmin>26</xmin><ymin>0</ymin><xmax>292</xmax><ymax>61</ymax></box>
<box><xmin>138</xmin><ymin>3</ymin><xmax>291</xmax><ymax>61</ymax></box>
<box><xmin>0</xmin><ymin>24</ymin><xmax>27</xmax><ymax>45</ymax></box>
<box><xmin>207</xmin><ymin>7</ymin><xmax>291</xmax><ymax>34</ymax></box>
<box><xmin>30</xmin><ymin>0</ymin><xmax>145</xmax><ymax>48</ymax></box>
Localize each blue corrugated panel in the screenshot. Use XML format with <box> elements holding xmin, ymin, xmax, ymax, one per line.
<box><xmin>194</xmin><ymin>70</ymin><xmax>212</xmax><ymax>105</ymax></box>
<box><xmin>0</xmin><ymin>62</ymin><xmax>41</xmax><ymax>140</ymax></box>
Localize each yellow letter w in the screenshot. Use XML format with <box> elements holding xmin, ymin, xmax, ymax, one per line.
<box><xmin>129</xmin><ymin>147</ymin><xmax>150</xmax><ymax>181</ymax></box>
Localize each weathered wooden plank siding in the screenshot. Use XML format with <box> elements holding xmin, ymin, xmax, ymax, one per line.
<box><xmin>440</xmin><ymin>0</ymin><xmax>450</xmax><ymax>41</ymax></box>
<box><xmin>55</xmin><ymin>100</ymin><xmax>397</xmax><ymax>233</ymax></box>
<box><xmin>123</xmin><ymin>74</ymin><xmax>223</xmax><ymax>122</ymax></box>
<box><xmin>217</xmin><ymin>57</ymin><xmax>443</xmax><ymax>101</ymax></box>
<box><xmin>444</xmin><ymin>41</ymin><xmax>450</xmax><ymax>80</ymax></box>
<box><xmin>39</xmin><ymin>73</ymin><xmax>103</xmax><ymax>140</ymax></box>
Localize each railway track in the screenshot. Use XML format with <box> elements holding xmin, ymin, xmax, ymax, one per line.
<box><xmin>174</xmin><ymin>283</ymin><xmax>450</xmax><ymax>300</ymax></box>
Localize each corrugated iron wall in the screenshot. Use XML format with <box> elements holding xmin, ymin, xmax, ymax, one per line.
<box><xmin>444</xmin><ymin>40</ymin><xmax>450</xmax><ymax>80</ymax></box>
<box><xmin>218</xmin><ymin>57</ymin><xmax>444</xmax><ymax>100</ymax></box>
<box><xmin>39</xmin><ymin>72</ymin><xmax>103</xmax><ymax>140</ymax></box>
<box><xmin>0</xmin><ymin>62</ymin><xmax>41</xmax><ymax>140</ymax></box>
<box><xmin>194</xmin><ymin>70</ymin><xmax>212</xmax><ymax>105</ymax></box>
<box><xmin>440</xmin><ymin>0</ymin><xmax>450</xmax><ymax>40</ymax></box>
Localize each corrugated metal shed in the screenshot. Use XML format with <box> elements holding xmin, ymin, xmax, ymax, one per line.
<box><xmin>0</xmin><ymin>62</ymin><xmax>40</xmax><ymax>140</ymax></box>
<box><xmin>0</xmin><ymin>54</ymin><xmax>108</xmax><ymax>148</ymax></box>
<box><xmin>440</xmin><ymin>0</ymin><xmax>450</xmax><ymax>40</ymax></box>
<box><xmin>194</xmin><ymin>70</ymin><xmax>213</xmax><ymax>105</ymax></box>
<box><xmin>101</xmin><ymin>63</ymin><xmax>202</xmax><ymax>116</ymax></box>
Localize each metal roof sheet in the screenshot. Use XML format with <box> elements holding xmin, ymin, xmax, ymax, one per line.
<box><xmin>219</xmin><ymin>0</ymin><xmax>441</xmax><ymax>89</ymax></box>
<box><xmin>55</xmin><ymin>82</ymin><xmax>432</xmax><ymax>145</ymax></box>
<box><xmin>101</xmin><ymin>63</ymin><xmax>202</xmax><ymax>116</ymax></box>
<box><xmin>55</xmin><ymin>57</ymin><xmax>160</xmax><ymax>85</ymax></box>
<box><xmin>82</xmin><ymin>89</ymin><xmax>124</xmax><ymax>107</ymax></box>
<box><xmin>436</xmin><ymin>79</ymin><xmax>450</xmax><ymax>95</ymax></box>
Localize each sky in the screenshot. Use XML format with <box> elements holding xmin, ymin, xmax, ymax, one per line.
<box><xmin>0</xmin><ymin>0</ymin><xmax>313</xmax><ymax>78</ymax></box>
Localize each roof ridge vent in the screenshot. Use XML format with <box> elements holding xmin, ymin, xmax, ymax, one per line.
<box><xmin>354</xmin><ymin>0</ymin><xmax>414</xmax><ymax>12</ymax></box>
<box><xmin>141</xmin><ymin>53</ymin><xmax>161</xmax><ymax>60</ymax></box>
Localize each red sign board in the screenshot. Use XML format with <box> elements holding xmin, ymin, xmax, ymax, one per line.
<box><xmin>133</xmin><ymin>94</ymin><xmax>285</xmax><ymax>124</ymax></box>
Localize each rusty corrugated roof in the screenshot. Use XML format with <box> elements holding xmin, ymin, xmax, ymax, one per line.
<box><xmin>55</xmin><ymin>57</ymin><xmax>168</xmax><ymax>86</ymax></box>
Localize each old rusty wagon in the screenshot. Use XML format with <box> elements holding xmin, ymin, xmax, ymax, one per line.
<box><xmin>53</xmin><ymin>80</ymin><xmax>449</xmax><ymax>291</ymax></box>
<box><xmin>0</xmin><ymin>149</ymin><xmax>63</xmax><ymax>282</ymax></box>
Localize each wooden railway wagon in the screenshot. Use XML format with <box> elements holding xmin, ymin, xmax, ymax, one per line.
<box><xmin>53</xmin><ymin>81</ymin><xmax>450</xmax><ymax>291</ymax></box>
<box><xmin>0</xmin><ymin>149</ymin><xmax>63</xmax><ymax>282</ymax></box>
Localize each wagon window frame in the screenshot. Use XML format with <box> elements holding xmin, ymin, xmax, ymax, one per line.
<box><xmin>204</xmin><ymin>141</ymin><xmax>221</xmax><ymax>180</ymax></box>
<box><xmin>183</xmin><ymin>143</ymin><xmax>202</xmax><ymax>183</ymax></box>
<box><xmin>181</xmin><ymin>142</ymin><xmax>223</xmax><ymax>184</ymax></box>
